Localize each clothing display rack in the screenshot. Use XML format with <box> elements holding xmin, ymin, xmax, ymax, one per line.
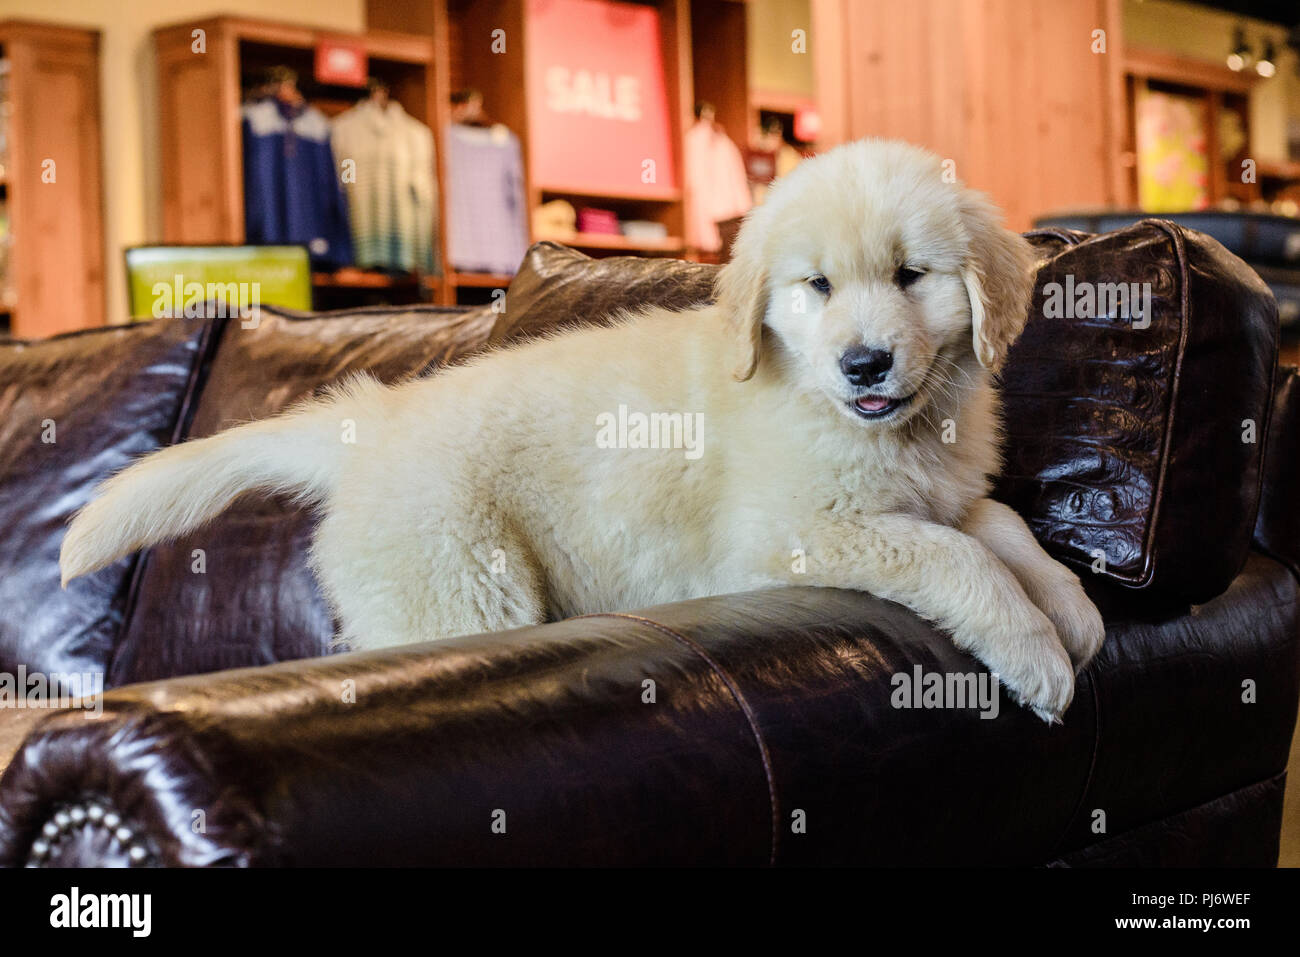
<box><xmin>155</xmin><ymin>3</ymin><xmax>752</xmax><ymax>306</ymax></box>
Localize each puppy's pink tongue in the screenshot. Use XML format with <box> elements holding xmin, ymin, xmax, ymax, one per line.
<box><xmin>856</xmin><ymin>396</ymin><xmax>890</xmax><ymax>412</ymax></box>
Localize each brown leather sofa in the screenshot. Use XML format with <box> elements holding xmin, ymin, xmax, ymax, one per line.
<box><xmin>0</xmin><ymin>223</ymin><xmax>1296</xmax><ymax>867</ymax></box>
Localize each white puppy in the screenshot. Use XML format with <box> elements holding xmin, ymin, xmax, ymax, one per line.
<box><xmin>61</xmin><ymin>139</ymin><xmax>1104</xmax><ymax>720</ymax></box>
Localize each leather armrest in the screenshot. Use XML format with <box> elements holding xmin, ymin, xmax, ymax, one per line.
<box><xmin>5</xmin><ymin>557</ymin><xmax>1294</xmax><ymax>868</ymax></box>
<box><xmin>1255</xmin><ymin>365</ymin><xmax>1300</xmax><ymax>576</ymax></box>
<box><xmin>0</xmin><ymin>587</ymin><xmax>1095</xmax><ymax>867</ymax></box>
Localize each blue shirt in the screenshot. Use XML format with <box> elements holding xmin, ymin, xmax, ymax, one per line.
<box><xmin>242</xmin><ymin>98</ymin><xmax>354</xmax><ymax>269</ymax></box>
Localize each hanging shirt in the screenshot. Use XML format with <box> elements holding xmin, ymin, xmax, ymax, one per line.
<box><xmin>242</xmin><ymin>97</ymin><xmax>353</xmax><ymax>269</ymax></box>
<box><xmin>331</xmin><ymin>99</ymin><xmax>439</xmax><ymax>274</ymax></box>
<box><xmin>684</xmin><ymin>119</ymin><xmax>752</xmax><ymax>253</ymax></box>
<box><xmin>444</xmin><ymin>123</ymin><xmax>529</xmax><ymax>276</ymax></box>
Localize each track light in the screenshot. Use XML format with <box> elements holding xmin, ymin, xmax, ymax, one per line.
<box><xmin>1256</xmin><ymin>40</ymin><xmax>1276</xmax><ymax>78</ymax></box>
<box><xmin>1227</xmin><ymin>26</ymin><xmax>1250</xmax><ymax>72</ymax></box>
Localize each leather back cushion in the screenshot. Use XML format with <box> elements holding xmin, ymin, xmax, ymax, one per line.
<box><xmin>489</xmin><ymin>241</ymin><xmax>718</xmax><ymax>347</ymax></box>
<box><xmin>109</xmin><ymin>305</ymin><xmax>497</xmax><ymax>686</ymax></box>
<box><xmin>503</xmin><ymin>231</ymin><xmax>1279</xmax><ymax>605</ymax></box>
<box><xmin>999</xmin><ymin>222</ymin><xmax>1276</xmax><ymax>603</ymax></box>
<box><xmin>0</xmin><ymin>319</ymin><xmax>216</xmax><ymax>680</ymax></box>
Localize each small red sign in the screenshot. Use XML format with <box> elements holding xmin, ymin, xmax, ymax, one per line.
<box><xmin>315</xmin><ymin>39</ymin><xmax>368</xmax><ymax>88</ymax></box>
<box><xmin>794</xmin><ymin>108</ymin><xmax>822</xmax><ymax>144</ymax></box>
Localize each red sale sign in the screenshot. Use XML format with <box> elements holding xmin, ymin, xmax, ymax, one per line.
<box><xmin>315</xmin><ymin>39</ymin><xmax>368</xmax><ymax>88</ymax></box>
<box><xmin>526</xmin><ymin>0</ymin><xmax>678</xmax><ymax>195</ymax></box>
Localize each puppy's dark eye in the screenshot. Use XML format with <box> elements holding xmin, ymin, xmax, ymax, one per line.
<box><xmin>896</xmin><ymin>266</ymin><xmax>925</xmax><ymax>289</ymax></box>
<box><xmin>808</xmin><ymin>275</ymin><xmax>832</xmax><ymax>296</ymax></box>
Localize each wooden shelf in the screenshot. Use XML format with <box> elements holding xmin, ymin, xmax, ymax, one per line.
<box><xmin>1124</xmin><ymin>46</ymin><xmax>1258</xmax><ymax>94</ymax></box>
<box><xmin>312</xmin><ymin>269</ymin><xmax>421</xmax><ymax>288</ymax></box>
<box><xmin>566</xmin><ymin>232</ymin><xmax>684</xmax><ymax>253</ymax></box>
<box><xmin>1258</xmin><ymin>160</ymin><xmax>1300</xmax><ymax>182</ymax></box>
<box><xmin>441</xmin><ymin>272</ymin><xmax>512</xmax><ymax>288</ymax></box>
<box><xmin>537</xmin><ymin>184</ymin><xmax>682</xmax><ymax>204</ymax></box>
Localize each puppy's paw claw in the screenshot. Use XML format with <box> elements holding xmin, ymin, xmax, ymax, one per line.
<box><xmin>1030</xmin><ymin>704</ymin><xmax>1063</xmax><ymax>725</ymax></box>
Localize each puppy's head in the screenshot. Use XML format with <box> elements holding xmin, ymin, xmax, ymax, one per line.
<box><xmin>715</xmin><ymin>139</ymin><xmax>1035</xmax><ymax>427</ymax></box>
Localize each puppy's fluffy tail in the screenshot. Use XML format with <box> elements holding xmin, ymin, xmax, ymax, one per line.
<box><xmin>60</xmin><ymin>379</ymin><xmax>377</xmax><ymax>587</ymax></box>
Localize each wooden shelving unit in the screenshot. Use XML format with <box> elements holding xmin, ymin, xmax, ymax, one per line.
<box><xmin>153</xmin><ymin>16</ymin><xmax>442</xmax><ymax>309</ymax></box>
<box><xmin>152</xmin><ymin>4</ymin><xmax>749</xmax><ymax>310</ymax></box>
<box><xmin>0</xmin><ymin>20</ymin><xmax>104</xmax><ymax>338</ymax></box>
<box><xmin>368</xmin><ymin>0</ymin><xmax>748</xmax><ymax>298</ymax></box>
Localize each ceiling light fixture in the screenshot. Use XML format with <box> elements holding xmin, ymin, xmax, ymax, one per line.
<box><xmin>1256</xmin><ymin>39</ymin><xmax>1276</xmax><ymax>78</ymax></box>
<box><xmin>1227</xmin><ymin>26</ymin><xmax>1251</xmax><ymax>72</ymax></box>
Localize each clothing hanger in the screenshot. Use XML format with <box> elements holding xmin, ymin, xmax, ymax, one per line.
<box><xmin>258</xmin><ymin>65</ymin><xmax>303</xmax><ymax>107</ymax></box>
<box><xmin>451</xmin><ymin>89</ymin><xmax>493</xmax><ymax>128</ymax></box>
<box><xmin>366</xmin><ymin>77</ymin><xmax>391</xmax><ymax>109</ymax></box>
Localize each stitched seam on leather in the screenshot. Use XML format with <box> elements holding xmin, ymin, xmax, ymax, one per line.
<box><xmin>1023</xmin><ymin>227</ymin><xmax>1084</xmax><ymax>246</ymax></box>
<box><xmin>1250</xmin><ymin>323</ymin><xmax>1282</xmax><ymax>568</ymax></box>
<box><xmin>1134</xmin><ymin>219</ymin><xmax>1191</xmax><ymax>589</ymax></box>
<box><xmin>573</xmin><ymin>612</ymin><xmax>780</xmax><ymax>866</ymax></box>
<box><xmin>1050</xmin><ymin>663</ymin><xmax>1102</xmax><ymax>857</ymax></box>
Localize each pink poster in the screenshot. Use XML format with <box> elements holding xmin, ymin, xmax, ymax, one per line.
<box><xmin>526</xmin><ymin>0</ymin><xmax>678</xmax><ymax>195</ymax></box>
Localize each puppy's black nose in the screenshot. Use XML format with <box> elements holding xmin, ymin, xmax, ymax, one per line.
<box><xmin>840</xmin><ymin>347</ymin><xmax>894</xmax><ymax>387</ymax></box>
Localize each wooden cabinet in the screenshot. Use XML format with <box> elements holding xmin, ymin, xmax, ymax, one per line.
<box><xmin>0</xmin><ymin>20</ymin><xmax>104</xmax><ymax>338</ymax></box>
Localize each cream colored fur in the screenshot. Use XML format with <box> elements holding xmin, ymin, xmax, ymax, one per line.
<box><xmin>61</xmin><ymin>139</ymin><xmax>1104</xmax><ymax>720</ymax></box>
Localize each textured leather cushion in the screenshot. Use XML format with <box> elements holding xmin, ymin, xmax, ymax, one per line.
<box><xmin>490</xmin><ymin>241</ymin><xmax>717</xmax><ymax>346</ymax></box>
<box><xmin>109</xmin><ymin>305</ymin><xmax>497</xmax><ymax>686</ymax></box>
<box><xmin>1000</xmin><ymin>222</ymin><xmax>1277</xmax><ymax>603</ymax></box>
<box><xmin>502</xmin><ymin>233</ymin><xmax>1279</xmax><ymax>604</ymax></box>
<box><xmin>0</xmin><ymin>319</ymin><xmax>216</xmax><ymax>679</ymax></box>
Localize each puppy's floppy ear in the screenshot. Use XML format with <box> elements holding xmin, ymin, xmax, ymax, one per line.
<box><xmin>714</xmin><ymin>207</ymin><xmax>769</xmax><ymax>382</ymax></box>
<box><xmin>958</xmin><ymin>191</ymin><xmax>1037</xmax><ymax>373</ymax></box>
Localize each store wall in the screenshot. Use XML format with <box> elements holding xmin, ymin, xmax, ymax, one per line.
<box><xmin>810</xmin><ymin>0</ymin><xmax>1122</xmax><ymax>230</ymax></box>
<box><xmin>747</xmin><ymin>0</ymin><xmax>813</xmax><ymax>101</ymax></box>
<box><xmin>0</xmin><ymin>0</ymin><xmax>365</xmax><ymax>325</ymax></box>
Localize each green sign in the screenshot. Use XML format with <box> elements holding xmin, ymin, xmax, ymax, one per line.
<box><xmin>125</xmin><ymin>245</ymin><xmax>312</xmax><ymax>320</ymax></box>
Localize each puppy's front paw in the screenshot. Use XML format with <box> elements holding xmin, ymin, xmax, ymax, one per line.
<box><xmin>1035</xmin><ymin>573</ymin><xmax>1106</xmax><ymax>673</ymax></box>
<box><xmin>965</xmin><ymin>611</ymin><xmax>1075</xmax><ymax>723</ymax></box>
